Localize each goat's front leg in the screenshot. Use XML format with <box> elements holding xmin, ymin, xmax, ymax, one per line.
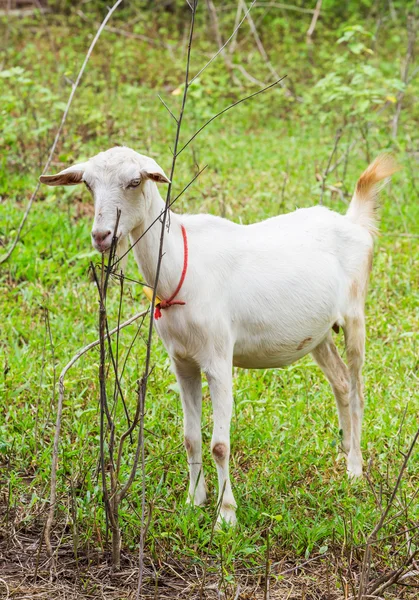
<box><xmin>172</xmin><ymin>358</ymin><xmax>207</xmax><ymax>506</ymax></box>
<box><xmin>206</xmin><ymin>362</ymin><xmax>237</xmax><ymax>525</ymax></box>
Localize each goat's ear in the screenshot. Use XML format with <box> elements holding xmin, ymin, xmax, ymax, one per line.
<box><xmin>140</xmin><ymin>158</ymin><xmax>171</xmax><ymax>184</ymax></box>
<box><xmin>145</xmin><ymin>171</ymin><xmax>171</xmax><ymax>184</ymax></box>
<box><xmin>39</xmin><ymin>163</ymin><xmax>87</xmax><ymax>186</ymax></box>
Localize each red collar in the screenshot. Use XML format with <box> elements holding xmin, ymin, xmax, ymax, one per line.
<box><xmin>154</xmin><ymin>224</ymin><xmax>188</xmax><ymax>320</ymax></box>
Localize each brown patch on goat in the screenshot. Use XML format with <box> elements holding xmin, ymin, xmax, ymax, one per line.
<box><xmin>212</xmin><ymin>443</ymin><xmax>227</xmax><ymax>462</ymax></box>
<box><xmin>184</xmin><ymin>437</ymin><xmax>193</xmax><ymax>454</ymax></box>
<box><xmin>350</xmin><ymin>279</ymin><xmax>360</xmax><ymax>299</ymax></box>
<box><xmin>297</xmin><ymin>336</ymin><xmax>312</xmax><ymax>351</ymax></box>
<box><xmin>221</xmin><ymin>502</ymin><xmax>236</xmax><ymax>512</ymax></box>
<box><xmin>356</xmin><ymin>154</ymin><xmax>399</xmax><ymax>195</ymax></box>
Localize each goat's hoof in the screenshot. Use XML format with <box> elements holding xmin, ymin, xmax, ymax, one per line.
<box><xmin>186</xmin><ymin>492</ymin><xmax>207</xmax><ymax>507</ymax></box>
<box><xmin>216</xmin><ymin>505</ymin><xmax>237</xmax><ymax>530</ymax></box>
<box><xmin>347</xmin><ymin>454</ymin><xmax>363</xmax><ymax>479</ymax></box>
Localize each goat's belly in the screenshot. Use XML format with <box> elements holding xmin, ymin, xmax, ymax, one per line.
<box><xmin>233</xmin><ymin>336</ymin><xmax>322</xmax><ymax>369</ymax></box>
<box><xmin>232</xmin><ymin>318</ymin><xmax>332</xmax><ymax>369</ymax></box>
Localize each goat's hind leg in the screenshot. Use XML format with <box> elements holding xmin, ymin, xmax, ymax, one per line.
<box><xmin>343</xmin><ymin>314</ymin><xmax>366</xmax><ymax>478</ymax></box>
<box><xmin>172</xmin><ymin>358</ymin><xmax>207</xmax><ymax>506</ymax></box>
<box><xmin>311</xmin><ymin>334</ymin><xmax>351</xmax><ymax>458</ymax></box>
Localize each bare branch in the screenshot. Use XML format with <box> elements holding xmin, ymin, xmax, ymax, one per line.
<box><xmin>158</xmin><ymin>94</ymin><xmax>178</xmax><ymax>123</ymax></box>
<box><xmin>306</xmin><ymin>0</ymin><xmax>322</xmax><ymax>43</ymax></box>
<box><xmin>189</xmin><ymin>0</ymin><xmax>257</xmax><ymax>84</ymax></box>
<box><xmin>206</xmin><ymin>0</ymin><xmax>239</xmax><ymax>84</ymax></box>
<box><xmin>239</xmin><ymin>0</ymin><xmax>284</xmax><ymax>84</ymax></box>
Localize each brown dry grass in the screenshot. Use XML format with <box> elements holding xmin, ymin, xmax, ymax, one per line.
<box><xmin>1</xmin><ymin>513</ymin><xmax>418</xmax><ymax>600</ymax></box>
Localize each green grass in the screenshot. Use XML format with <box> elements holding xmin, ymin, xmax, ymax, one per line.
<box><xmin>1</xmin><ymin>3</ymin><xmax>419</xmax><ymax>594</ymax></box>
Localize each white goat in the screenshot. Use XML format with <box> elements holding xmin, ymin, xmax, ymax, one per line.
<box><xmin>41</xmin><ymin>148</ymin><xmax>398</xmax><ymax>525</ymax></box>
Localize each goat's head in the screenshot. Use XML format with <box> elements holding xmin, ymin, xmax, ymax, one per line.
<box><xmin>40</xmin><ymin>147</ymin><xmax>170</xmax><ymax>253</ymax></box>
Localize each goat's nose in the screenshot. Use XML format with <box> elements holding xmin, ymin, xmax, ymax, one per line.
<box><xmin>92</xmin><ymin>229</ymin><xmax>112</xmax><ymax>243</ymax></box>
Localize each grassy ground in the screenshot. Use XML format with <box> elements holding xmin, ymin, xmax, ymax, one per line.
<box><xmin>1</xmin><ymin>3</ymin><xmax>419</xmax><ymax>598</ymax></box>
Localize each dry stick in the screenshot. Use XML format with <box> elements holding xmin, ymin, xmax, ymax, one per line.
<box><xmin>189</xmin><ymin>0</ymin><xmax>257</xmax><ymax>85</ymax></box>
<box><xmin>0</xmin><ymin>0</ymin><xmax>123</xmax><ymax>266</ymax></box>
<box><xmin>158</xmin><ymin>94</ymin><xmax>178</xmax><ymax>123</ymax></box>
<box><xmin>240</xmin><ymin>0</ymin><xmax>284</xmax><ymax>85</ymax></box>
<box><xmin>43</xmin><ymin>308</ymin><xmax>147</xmax><ymax>556</ymax></box>
<box><xmin>207</xmin><ymin>2</ymin><xmax>267</xmax><ymax>89</ymax></box>
<box><xmin>234</xmin><ymin>63</ymin><xmax>267</xmax><ymax>86</ymax></box>
<box><xmin>206</xmin><ymin>0</ymin><xmax>238</xmax><ymax>85</ymax></box>
<box><xmin>306</xmin><ymin>0</ymin><xmax>322</xmax><ymax>43</ymax></box>
<box><xmin>228</xmin><ymin>0</ymin><xmax>244</xmax><ymax>56</ymax></box>
<box><xmin>357</xmin><ymin>426</ymin><xmax>419</xmax><ymax>599</ymax></box>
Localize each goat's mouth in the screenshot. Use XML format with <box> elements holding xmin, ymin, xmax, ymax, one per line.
<box><xmin>91</xmin><ymin>230</ymin><xmax>120</xmax><ymax>253</ymax></box>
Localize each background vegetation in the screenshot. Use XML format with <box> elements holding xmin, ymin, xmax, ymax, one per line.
<box><xmin>0</xmin><ymin>0</ymin><xmax>418</xmax><ymax>598</ymax></box>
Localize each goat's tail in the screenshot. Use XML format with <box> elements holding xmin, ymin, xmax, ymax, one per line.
<box><xmin>346</xmin><ymin>154</ymin><xmax>399</xmax><ymax>236</ymax></box>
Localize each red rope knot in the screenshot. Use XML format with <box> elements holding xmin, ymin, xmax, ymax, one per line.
<box><xmin>154</xmin><ymin>224</ymin><xmax>188</xmax><ymax>321</ymax></box>
<box><xmin>155</xmin><ymin>299</ymin><xmax>186</xmax><ymax>320</ymax></box>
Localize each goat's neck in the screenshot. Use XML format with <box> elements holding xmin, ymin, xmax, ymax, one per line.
<box><xmin>130</xmin><ymin>182</ymin><xmax>184</xmax><ymax>300</ymax></box>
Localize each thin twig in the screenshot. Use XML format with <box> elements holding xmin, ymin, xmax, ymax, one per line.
<box><xmin>240</xmin><ymin>0</ymin><xmax>283</xmax><ymax>84</ymax></box>
<box><xmin>206</xmin><ymin>0</ymin><xmax>237</xmax><ymax>84</ymax></box>
<box><xmin>189</xmin><ymin>0</ymin><xmax>257</xmax><ymax>84</ymax></box>
<box><xmin>306</xmin><ymin>0</ymin><xmax>322</xmax><ymax>43</ymax></box>
<box><xmin>158</xmin><ymin>94</ymin><xmax>178</xmax><ymax>123</ymax></box>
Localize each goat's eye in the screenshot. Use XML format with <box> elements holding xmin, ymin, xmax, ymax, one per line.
<box><xmin>127</xmin><ymin>178</ymin><xmax>141</xmax><ymax>189</ymax></box>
